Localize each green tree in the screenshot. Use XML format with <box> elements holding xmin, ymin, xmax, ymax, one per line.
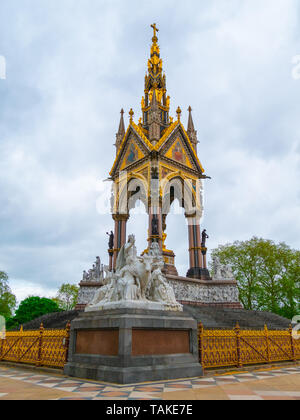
<box><xmin>14</xmin><ymin>296</ymin><xmax>61</xmax><ymax>325</ymax></box>
<box><xmin>275</xmin><ymin>244</ymin><xmax>300</xmax><ymax>319</ymax></box>
<box><xmin>55</xmin><ymin>284</ymin><xmax>79</xmax><ymax>311</ymax></box>
<box><xmin>211</xmin><ymin>237</ymin><xmax>300</xmax><ymax>318</ymax></box>
<box><xmin>0</xmin><ymin>271</ymin><xmax>17</xmax><ymax>319</ymax></box>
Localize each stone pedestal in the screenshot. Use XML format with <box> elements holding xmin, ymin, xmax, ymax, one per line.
<box><xmin>162</xmin><ymin>249</ymin><xmax>178</xmax><ymax>276</ymax></box>
<box><xmin>64</xmin><ymin>309</ymin><xmax>203</xmax><ymax>384</ymax></box>
<box><xmin>76</xmin><ymin>282</ymin><xmax>103</xmax><ymax>310</ymax></box>
<box><xmin>186</xmin><ymin>267</ymin><xmax>211</xmax><ymax>281</ymax></box>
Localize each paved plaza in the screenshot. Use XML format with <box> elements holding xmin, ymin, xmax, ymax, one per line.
<box><xmin>0</xmin><ymin>363</ymin><xmax>299</xmax><ymax>400</ymax></box>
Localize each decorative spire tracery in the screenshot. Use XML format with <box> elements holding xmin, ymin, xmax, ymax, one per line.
<box><xmin>114</xmin><ymin>25</ymin><xmax>199</xmax><ymax>154</ymax></box>
<box><xmin>141</xmin><ymin>24</ymin><xmax>170</xmax><ymax>141</ymax></box>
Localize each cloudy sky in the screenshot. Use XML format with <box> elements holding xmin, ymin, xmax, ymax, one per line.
<box><xmin>0</xmin><ymin>0</ymin><xmax>299</xmax><ymax>303</ymax></box>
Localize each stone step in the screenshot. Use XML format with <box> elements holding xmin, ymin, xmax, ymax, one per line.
<box><xmin>183</xmin><ymin>305</ymin><xmax>291</xmax><ymax>330</ymax></box>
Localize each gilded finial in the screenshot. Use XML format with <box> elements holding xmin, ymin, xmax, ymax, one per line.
<box><xmin>129</xmin><ymin>108</ymin><xmax>134</xmax><ymax>122</ymax></box>
<box><xmin>166</xmin><ymin>96</ymin><xmax>170</xmax><ymax>109</ymax></box>
<box><xmin>151</xmin><ymin>23</ymin><xmax>159</xmax><ymax>43</ymax></box>
<box><xmin>176</xmin><ymin>106</ymin><xmax>182</xmax><ymax>121</ymax></box>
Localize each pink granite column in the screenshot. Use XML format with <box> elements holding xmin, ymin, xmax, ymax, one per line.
<box><xmin>108</xmin><ymin>254</ymin><xmax>113</xmax><ymax>271</ymax></box>
<box><xmin>113</xmin><ymin>214</ymin><xmax>129</xmax><ymax>269</ymax></box>
<box><xmin>186</xmin><ymin>215</ymin><xmax>202</xmax><ymax>279</ymax></box>
<box><xmin>187</xmin><ymin>223</ymin><xmax>195</xmax><ymax>268</ymax></box>
<box><xmin>195</xmin><ymin>222</ymin><xmax>203</xmax><ymax>269</ymax></box>
<box><xmin>202</xmin><ymin>252</ymin><xmax>207</xmax><ymax>269</ymax></box>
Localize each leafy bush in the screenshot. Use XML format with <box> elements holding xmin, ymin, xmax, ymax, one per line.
<box><xmin>13</xmin><ymin>296</ymin><xmax>61</xmax><ymax>325</ymax></box>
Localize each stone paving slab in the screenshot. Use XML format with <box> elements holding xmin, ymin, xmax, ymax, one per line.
<box><xmin>0</xmin><ymin>364</ymin><xmax>299</xmax><ymax>400</ymax></box>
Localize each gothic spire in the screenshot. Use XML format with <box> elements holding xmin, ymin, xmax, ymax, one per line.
<box><xmin>187</xmin><ymin>106</ymin><xmax>195</xmax><ymax>132</ymax></box>
<box><xmin>187</xmin><ymin>106</ymin><xmax>199</xmax><ymax>153</ymax></box>
<box><xmin>143</xmin><ymin>24</ymin><xmax>166</xmax><ymax>103</ymax></box>
<box><xmin>118</xmin><ymin>108</ymin><xmax>125</xmax><ymax>134</ymax></box>
<box><xmin>141</xmin><ymin>24</ymin><xmax>170</xmax><ymax>138</ymax></box>
<box><xmin>148</xmin><ymin>83</ymin><xmax>161</xmax><ymax>144</ymax></box>
<box><xmin>115</xmin><ymin>108</ymin><xmax>125</xmax><ymax>151</ymax></box>
<box><xmin>150</xmin><ymin>85</ymin><xmax>159</xmax><ymax>109</ymax></box>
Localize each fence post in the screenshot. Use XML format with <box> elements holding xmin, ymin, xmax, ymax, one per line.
<box><xmin>264</xmin><ymin>325</ymin><xmax>270</xmax><ymax>363</ymax></box>
<box><xmin>36</xmin><ymin>323</ymin><xmax>44</xmax><ymax>367</ymax></box>
<box><xmin>235</xmin><ymin>322</ymin><xmax>243</xmax><ymax>368</ymax></box>
<box><xmin>18</xmin><ymin>325</ymin><xmax>23</xmax><ymax>360</ymax></box>
<box><xmin>65</xmin><ymin>321</ymin><xmax>71</xmax><ymax>364</ymax></box>
<box><xmin>289</xmin><ymin>324</ymin><xmax>296</xmax><ymax>362</ymax></box>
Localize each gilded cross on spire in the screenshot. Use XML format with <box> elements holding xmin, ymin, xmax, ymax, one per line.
<box><xmin>151</xmin><ymin>23</ymin><xmax>159</xmax><ymax>42</ymax></box>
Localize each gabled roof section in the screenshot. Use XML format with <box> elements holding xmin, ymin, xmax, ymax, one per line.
<box><xmin>164</xmin><ymin>136</ymin><xmax>194</xmax><ymax>169</ymax></box>
<box><xmin>120</xmin><ymin>139</ymin><xmax>145</xmax><ymax>171</ymax></box>
<box><xmin>110</xmin><ymin>123</ymin><xmax>152</xmax><ymax>177</ymax></box>
<box><xmin>131</xmin><ymin>121</ymin><xmax>153</xmax><ymax>150</ymax></box>
<box><xmin>156</xmin><ymin>122</ymin><xmax>205</xmax><ymax>174</ymax></box>
<box><xmin>179</xmin><ymin>122</ymin><xmax>205</xmax><ymax>173</ymax></box>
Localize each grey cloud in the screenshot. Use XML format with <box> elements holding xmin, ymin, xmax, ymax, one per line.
<box><xmin>0</xmin><ymin>0</ymin><xmax>299</xmax><ymax>301</ymax></box>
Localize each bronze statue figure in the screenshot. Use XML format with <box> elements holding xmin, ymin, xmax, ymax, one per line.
<box><xmin>106</xmin><ymin>231</ymin><xmax>114</xmax><ymax>250</ymax></box>
<box><xmin>201</xmin><ymin>229</ymin><xmax>209</xmax><ymax>247</ymax></box>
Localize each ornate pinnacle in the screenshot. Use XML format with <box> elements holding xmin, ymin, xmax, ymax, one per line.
<box><xmin>176</xmin><ymin>106</ymin><xmax>182</xmax><ymax>121</ymax></box>
<box><xmin>187</xmin><ymin>105</ymin><xmax>198</xmax><ymax>152</ymax></box>
<box><xmin>118</xmin><ymin>108</ymin><xmax>125</xmax><ymax>135</ymax></box>
<box><xmin>129</xmin><ymin>108</ymin><xmax>134</xmax><ymax>122</ymax></box>
<box><xmin>187</xmin><ymin>106</ymin><xmax>195</xmax><ymax>132</ymax></box>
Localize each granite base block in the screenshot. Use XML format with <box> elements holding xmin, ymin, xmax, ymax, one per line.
<box><xmin>64</xmin><ymin>309</ymin><xmax>203</xmax><ymax>384</ymax></box>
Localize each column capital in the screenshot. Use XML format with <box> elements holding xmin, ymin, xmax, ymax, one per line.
<box><xmin>184</xmin><ymin>211</ymin><xmax>199</xmax><ymax>218</ymax></box>
<box><xmin>201</xmin><ymin>247</ymin><xmax>208</xmax><ymax>255</ymax></box>
<box><xmin>184</xmin><ymin>212</ymin><xmax>201</xmax><ymax>224</ymax></box>
<box><xmin>113</xmin><ymin>214</ymin><xmax>130</xmax><ymax>222</ymax></box>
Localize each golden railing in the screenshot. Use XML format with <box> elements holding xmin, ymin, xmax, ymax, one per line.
<box><xmin>198</xmin><ymin>323</ymin><xmax>300</xmax><ymax>370</ymax></box>
<box><xmin>0</xmin><ymin>323</ymin><xmax>71</xmax><ymax>369</ymax></box>
<box><xmin>1</xmin><ymin>322</ymin><xmax>299</xmax><ymax>372</ymax></box>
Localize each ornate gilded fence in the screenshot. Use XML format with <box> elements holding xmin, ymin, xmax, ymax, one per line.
<box><xmin>0</xmin><ymin>323</ymin><xmax>70</xmax><ymax>369</ymax></box>
<box><xmin>198</xmin><ymin>323</ymin><xmax>300</xmax><ymax>370</ymax></box>
<box><xmin>1</xmin><ymin>322</ymin><xmax>299</xmax><ymax>371</ymax></box>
